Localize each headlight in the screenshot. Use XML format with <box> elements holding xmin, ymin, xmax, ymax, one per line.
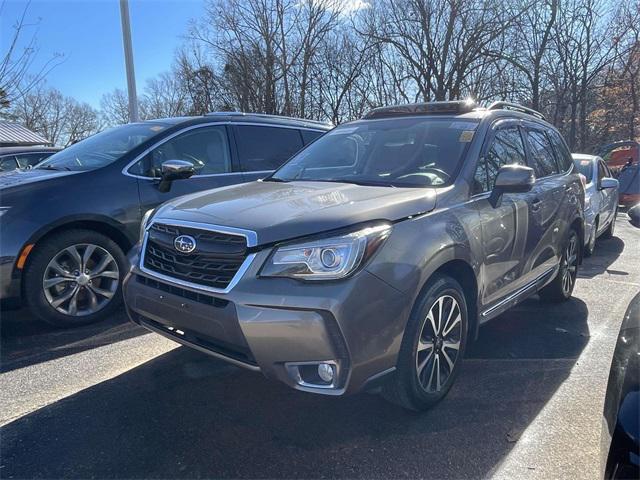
<box><xmin>260</xmin><ymin>223</ymin><xmax>391</xmax><ymax>280</ymax></box>
<box><xmin>139</xmin><ymin>208</ymin><xmax>155</xmax><ymax>241</ymax></box>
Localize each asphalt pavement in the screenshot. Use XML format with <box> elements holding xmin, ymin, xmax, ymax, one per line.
<box><xmin>1</xmin><ymin>213</ymin><xmax>639</xmax><ymax>479</ymax></box>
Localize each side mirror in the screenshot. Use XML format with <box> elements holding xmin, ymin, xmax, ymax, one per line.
<box><xmin>599</xmin><ymin>177</ymin><xmax>618</xmax><ymax>190</ymax></box>
<box><xmin>489</xmin><ymin>165</ymin><xmax>535</xmax><ymax>207</ymax></box>
<box><xmin>157</xmin><ymin>160</ymin><xmax>195</xmax><ymax>193</ymax></box>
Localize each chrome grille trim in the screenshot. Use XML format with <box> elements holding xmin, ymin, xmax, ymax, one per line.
<box><xmin>139</xmin><ymin>218</ymin><xmax>258</xmax><ymax>294</ymax></box>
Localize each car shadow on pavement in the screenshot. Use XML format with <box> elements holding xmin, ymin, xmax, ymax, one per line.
<box><xmin>0</xmin><ymin>297</ymin><xmax>589</xmax><ymax>479</ymax></box>
<box><xmin>0</xmin><ymin>307</ymin><xmax>147</xmax><ymax>373</ymax></box>
<box><xmin>579</xmin><ymin>235</ymin><xmax>626</xmax><ymax>280</ymax></box>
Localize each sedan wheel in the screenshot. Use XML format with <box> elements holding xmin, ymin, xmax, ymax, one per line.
<box><xmin>416</xmin><ymin>295</ymin><xmax>462</xmax><ymax>393</ymax></box>
<box><xmin>43</xmin><ymin>243</ymin><xmax>119</xmax><ymax>316</ymax></box>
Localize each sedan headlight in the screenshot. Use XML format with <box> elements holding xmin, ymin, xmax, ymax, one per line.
<box><xmin>261</xmin><ymin>223</ymin><xmax>391</xmax><ymax>280</ymax></box>
<box><xmin>139</xmin><ymin>208</ymin><xmax>155</xmax><ymax>241</ymax></box>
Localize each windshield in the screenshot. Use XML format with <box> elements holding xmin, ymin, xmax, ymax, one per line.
<box><xmin>270</xmin><ymin>117</ymin><xmax>479</xmax><ymax>187</ymax></box>
<box><xmin>573</xmin><ymin>158</ymin><xmax>594</xmax><ymax>182</ymax></box>
<box><xmin>36</xmin><ymin>123</ymin><xmax>167</xmax><ymax>172</ymax></box>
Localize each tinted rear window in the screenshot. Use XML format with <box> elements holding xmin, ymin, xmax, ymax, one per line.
<box><xmin>236</xmin><ymin>125</ymin><xmax>304</xmax><ymax>172</ymax></box>
<box><xmin>301</xmin><ymin>130</ymin><xmax>325</xmax><ymax>144</ymax></box>
<box><xmin>525</xmin><ymin>129</ymin><xmax>559</xmax><ymax>177</ymax></box>
<box><xmin>548</xmin><ymin>130</ymin><xmax>573</xmax><ymax>172</ymax></box>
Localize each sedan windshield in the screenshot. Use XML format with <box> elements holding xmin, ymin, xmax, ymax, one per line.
<box><xmin>573</xmin><ymin>158</ymin><xmax>594</xmax><ymax>182</ymax></box>
<box><xmin>36</xmin><ymin>123</ymin><xmax>167</xmax><ymax>172</ymax></box>
<box><xmin>270</xmin><ymin>117</ymin><xmax>479</xmax><ymax>187</ymax></box>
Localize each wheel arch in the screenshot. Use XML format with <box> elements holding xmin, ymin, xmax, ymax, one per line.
<box><xmin>18</xmin><ymin>215</ymin><xmax>136</xmax><ymax>295</ymax></box>
<box><xmin>569</xmin><ymin>216</ymin><xmax>585</xmax><ymax>264</ymax></box>
<box><xmin>411</xmin><ymin>246</ymin><xmax>480</xmax><ymax>342</ymax></box>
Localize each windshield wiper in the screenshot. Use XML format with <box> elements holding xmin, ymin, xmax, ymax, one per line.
<box><xmin>37</xmin><ymin>165</ymin><xmax>71</xmax><ymax>171</ymax></box>
<box><xmin>311</xmin><ymin>179</ymin><xmax>397</xmax><ymax>188</ymax></box>
<box><xmin>262</xmin><ymin>177</ymin><xmax>290</xmax><ymax>183</ymax></box>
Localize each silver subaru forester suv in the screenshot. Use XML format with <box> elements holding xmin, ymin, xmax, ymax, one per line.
<box><xmin>123</xmin><ymin>101</ymin><xmax>584</xmax><ymax>410</ymax></box>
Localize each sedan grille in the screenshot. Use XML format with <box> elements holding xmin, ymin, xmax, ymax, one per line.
<box><xmin>143</xmin><ymin>223</ymin><xmax>248</xmax><ymax>290</ymax></box>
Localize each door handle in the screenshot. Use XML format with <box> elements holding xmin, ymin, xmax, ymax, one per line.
<box><xmin>531</xmin><ymin>198</ymin><xmax>542</xmax><ymax>211</ymax></box>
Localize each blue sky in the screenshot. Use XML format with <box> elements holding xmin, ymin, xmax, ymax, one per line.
<box><xmin>1</xmin><ymin>0</ymin><xmax>203</xmax><ymax>108</ymax></box>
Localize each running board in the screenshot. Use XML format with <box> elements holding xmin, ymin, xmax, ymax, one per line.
<box><xmin>480</xmin><ymin>265</ymin><xmax>558</xmax><ymax>320</ymax></box>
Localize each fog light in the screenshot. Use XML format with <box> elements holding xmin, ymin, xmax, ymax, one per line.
<box><xmin>317</xmin><ymin>363</ymin><xmax>334</xmax><ymax>382</ymax></box>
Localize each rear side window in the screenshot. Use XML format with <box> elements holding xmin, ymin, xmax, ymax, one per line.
<box><xmin>0</xmin><ymin>156</ymin><xmax>17</xmax><ymax>171</ymax></box>
<box><xmin>301</xmin><ymin>129</ymin><xmax>325</xmax><ymax>145</ymax></box>
<box><xmin>598</xmin><ymin>161</ymin><xmax>608</xmax><ymax>182</ymax></box>
<box><xmin>473</xmin><ymin>126</ymin><xmax>526</xmax><ymax>193</ymax></box>
<box><xmin>547</xmin><ymin>130</ymin><xmax>573</xmax><ymax>172</ymax></box>
<box><xmin>525</xmin><ymin>129</ymin><xmax>559</xmax><ymax>178</ymax></box>
<box><xmin>236</xmin><ymin>125</ymin><xmax>304</xmax><ymax>172</ymax></box>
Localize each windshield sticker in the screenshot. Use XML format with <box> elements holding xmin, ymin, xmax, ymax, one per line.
<box><xmin>580</xmin><ymin>160</ymin><xmax>591</xmax><ymax>165</ymax></box>
<box><xmin>459</xmin><ymin>130</ymin><xmax>475</xmax><ymax>142</ymax></box>
<box><xmin>450</xmin><ymin>122</ymin><xmax>478</xmax><ymax>130</ymax></box>
<box><xmin>149</xmin><ymin>126</ymin><xmax>165</xmax><ymax>132</ymax></box>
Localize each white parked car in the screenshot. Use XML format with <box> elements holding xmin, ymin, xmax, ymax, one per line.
<box><xmin>572</xmin><ymin>154</ymin><xmax>619</xmax><ymax>256</ymax></box>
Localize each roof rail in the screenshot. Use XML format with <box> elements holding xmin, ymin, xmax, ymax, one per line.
<box><xmin>487</xmin><ymin>101</ymin><xmax>546</xmax><ymax>121</ymax></box>
<box><xmin>204</xmin><ymin>111</ymin><xmax>333</xmax><ymax>127</ymax></box>
<box><xmin>364</xmin><ymin>100</ymin><xmax>477</xmax><ymax>119</ymax></box>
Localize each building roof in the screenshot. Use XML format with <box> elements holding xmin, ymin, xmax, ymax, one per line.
<box><xmin>0</xmin><ymin>121</ymin><xmax>51</xmax><ymax>147</ymax></box>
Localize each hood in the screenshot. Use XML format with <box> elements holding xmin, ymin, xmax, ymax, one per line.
<box><xmin>155</xmin><ymin>181</ymin><xmax>437</xmax><ymax>245</ymax></box>
<box><xmin>0</xmin><ymin>168</ymin><xmax>78</xmax><ymax>189</ymax></box>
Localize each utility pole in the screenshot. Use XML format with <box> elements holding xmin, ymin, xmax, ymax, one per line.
<box><xmin>119</xmin><ymin>0</ymin><xmax>139</xmax><ymax>122</ymax></box>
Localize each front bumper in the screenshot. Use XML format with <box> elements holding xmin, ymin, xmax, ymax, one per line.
<box><xmin>124</xmin><ymin>248</ymin><xmax>410</xmax><ymax>395</ymax></box>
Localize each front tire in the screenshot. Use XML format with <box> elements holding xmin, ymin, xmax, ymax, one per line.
<box><xmin>585</xmin><ymin>218</ymin><xmax>597</xmax><ymax>257</ymax></box>
<box><xmin>24</xmin><ymin>229</ymin><xmax>126</xmax><ymax>328</ymax></box>
<box><xmin>383</xmin><ymin>274</ymin><xmax>468</xmax><ymax>411</ymax></box>
<box><xmin>539</xmin><ymin>228</ymin><xmax>579</xmax><ymax>303</ymax></box>
<box><xmin>602</xmin><ymin>209</ymin><xmax>616</xmax><ymax>239</ymax></box>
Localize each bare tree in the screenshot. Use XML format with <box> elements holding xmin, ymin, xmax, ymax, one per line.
<box><xmin>100</xmin><ymin>88</ymin><xmax>133</xmax><ymax>126</ymax></box>
<box><xmin>0</xmin><ymin>0</ymin><xmax>62</xmax><ymax>111</ymax></box>
<box><xmin>7</xmin><ymin>83</ymin><xmax>100</xmax><ymax>146</ymax></box>
<box><xmin>142</xmin><ymin>71</ymin><xmax>190</xmax><ymax>119</ymax></box>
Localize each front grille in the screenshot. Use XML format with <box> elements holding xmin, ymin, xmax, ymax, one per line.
<box><xmin>143</xmin><ymin>223</ymin><xmax>248</xmax><ymax>290</ymax></box>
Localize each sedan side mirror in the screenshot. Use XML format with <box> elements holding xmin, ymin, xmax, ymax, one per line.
<box><xmin>599</xmin><ymin>177</ymin><xmax>618</xmax><ymax>190</ymax></box>
<box><xmin>157</xmin><ymin>160</ymin><xmax>196</xmax><ymax>193</ymax></box>
<box><xmin>489</xmin><ymin>164</ymin><xmax>535</xmax><ymax>207</ymax></box>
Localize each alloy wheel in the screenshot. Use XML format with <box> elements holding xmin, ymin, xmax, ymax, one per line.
<box><xmin>415</xmin><ymin>295</ymin><xmax>462</xmax><ymax>393</ymax></box>
<box><xmin>561</xmin><ymin>234</ymin><xmax>578</xmax><ymax>295</ymax></box>
<box><xmin>42</xmin><ymin>243</ymin><xmax>119</xmax><ymax>316</ymax></box>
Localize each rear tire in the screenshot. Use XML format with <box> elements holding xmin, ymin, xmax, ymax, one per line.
<box><xmin>602</xmin><ymin>210</ymin><xmax>617</xmax><ymax>239</ymax></box>
<box><xmin>383</xmin><ymin>274</ymin><xmax>468</xmax><ymax>411</ymax></box>
<box><xmin>24</xmin><ymin>229</ymin><xmax>126</xmax><ymax>328</ymax></box>
<box><xmin>539</xmin><ymin>228</ymin><xmax>579</xmax><ymax>303</ymax></box>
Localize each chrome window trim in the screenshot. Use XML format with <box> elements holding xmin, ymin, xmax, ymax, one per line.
<box><xmin>122</xmin><ymin>121</ymin><xmax>328</xmax><ymax>180</ymax></box>
<box><xmin>139</xmin><ymin>218</ymin><xmax>258</xmax><ymax>294</ymax></box>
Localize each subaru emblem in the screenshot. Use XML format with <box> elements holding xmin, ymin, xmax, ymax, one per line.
<box><xmin>174</xmin><ymin>235</ymin><xmax>197</xmax><ymax>253</ymax></box>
